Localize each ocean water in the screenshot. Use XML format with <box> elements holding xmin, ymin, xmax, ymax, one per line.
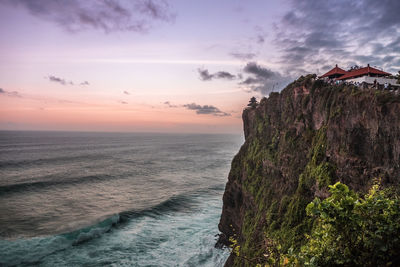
<box><xmin>0</xmin><ymin>131</ymin><xmax>243</xmax><ymax>266</ymax></box>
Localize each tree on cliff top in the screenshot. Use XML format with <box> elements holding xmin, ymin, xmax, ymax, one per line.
<box><xmin>248</xmin><ymin>96</ymin><xmax>258</xmax><ymax>108</ymax></box>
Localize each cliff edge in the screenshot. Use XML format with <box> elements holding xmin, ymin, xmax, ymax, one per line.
<box><xmin>217</xmin><ymin>75</ymin><xmax>400</xmax><ymax>266</ymax></box>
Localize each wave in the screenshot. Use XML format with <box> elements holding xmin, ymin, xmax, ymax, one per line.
<box><xmin>0</xmin><ymin>174</ymin><xmax>113</xmax><ymax>195</ymax></box>
<box><xmin>65</xmin><ymin>214</ymin><xmax>120</xmax><ymax>246</ymax></box>
<box><xmin>0</xmin><ymin>185</ymin><xmax>226</xmax><ymax>266</ymax></box>
<box><xmin>0</xmin><ymin>169</ymin><xmax>225</xmax><ymax>196</ymax></box>
<box><xmin>0</xmin><ymin>214</ymin><xmax>121</xmax><ymax>266</ymax></box>
<box><xmin>67</xmin><ymin>193</ymin><xmax>199</xmax><ymax>244</ymax></box>
<box><xmin>116</xmin><ymin>184</ymin><xmax>225</xmax><ymax>223</ymax></box>
<box><xmin>120</xmin><ymin>194</ymin><xmax>197</xmax><ymax>222</ymax></box>
<box><xmin>0</xmin><ymin>153</ymin><xmax>112</xmax><ymax>169</ymax></box>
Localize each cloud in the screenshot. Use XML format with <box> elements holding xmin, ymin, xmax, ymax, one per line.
<box><xmin>47</xmin><ymin>75</ymin><xmax>90</xmax><ymax>86</ymax></box>
<box><xmin>0</xmin><ymin>88</ymin><xmax>22</xmax><ymax>97</ymax></box>
<box><xmin>214</xmin><ymin>71</ymin><xmax>236</xmax><ymax>80</ymax></box>
<box><xmin>196</xmin><ymin>63</ymin><xmax>290</xmax><ymax>95</ymax></box>
<box><xmin>163</xmin><ymin>101</ymin><xmax>177</xmax><ymax>108</ymax></box>
<box><xmin>256</xmin><ymin>35</ymin><xmax>265</xmax><ymax>44</ymax></box>
<box><xmin>164</xmin><ymin>101</ymin><xmax>230</xmax><ymax>116</ymax></box>
<box><xmin>0</xmin><ymin>0</ymin><xmax>175</xmax><ymax>33</ymax></box>
<box><xmin>197</xmin><ymin>69</ymin><xmax>213</xmax><ymax>81</ymax></box>
<box><xmin>48</xmin><ymin>75</ymin><xmax>68</xmax><ymax>85</ymax></box>
<box><xmin>183</xmin><ymin>103</ymin><xmax>231</xmax><ymax>117</ymax></box>
<box><xmin>230</xmin><ymin>52</ymin><xmax>256</xmax><ymax>61</ymax></box>
<box><xmin>253</xmin><ymin>25</ymin><xmax>268</xmax><ymax>44</ymax></box>
<box><xmin>123</xmin><ymin>90</ymin><xmax>130</xmax><ymax>95</ymax></box>
<box><xmin>198</xmin><ymin>69</ymin><xmax>213</xmax><ymax>81</ymax></box>
<box><xmin>243</xmin><ymin>62</ymin><xmax>277</xmax><ymax>79</ymax></box>
<box><xmin>274</xmin><ymin>0</ymin><xmax>400</xmax><ymax>74</ymax></box>
<box><xmin>240</xmin><ymin>62</ymin><xmax>290</xmax><ymax>95</ymax></box>
<box><xmin>119</xmin><ymin>100</ymin><xmax>128</xmax><ymax>104</ymax></box>
<box><xmin>197</xmin><ymin>68</ymin><xmax>238</xmax><ymax>81</ymax></box>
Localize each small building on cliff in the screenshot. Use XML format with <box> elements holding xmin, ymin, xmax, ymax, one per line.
<box><xmin>320</xmin><ymin>64</ymin><xmax>399</xmax><ymax>87</ymax></box>
<box><xmin>320</xmin><ymin>64</ymin><xmax>347</xmax><ymax>80</ymax></box>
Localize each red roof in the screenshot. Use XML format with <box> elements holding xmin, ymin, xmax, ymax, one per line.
<box><xmin>338</xmin><ymin>65</ymin><xmax>391</xmax><ymax>80</ymax></box>
<box><xmin>320</xmin><ymin>65</ymin><xmax>347</xmax><ymax>78</ymax></box>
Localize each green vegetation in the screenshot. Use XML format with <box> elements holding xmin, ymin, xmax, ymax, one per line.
<box><xmin>233</xmin><ymin>78</ymin><xmax>342</xmax><ymax>266</ymax></box>
<box><xmin>296</xmin><ymin>181</ymin><xmax>400</xmax><ymax>266</ymax></box>
<box><xmin>230</xmin><ymin>181</ymin><xmax>400</xmax><ymax>266</ymax></box>
<box><xmin>236</xmin><ymin>124</ymin><xmax>337</xmax><ymax>265</ymax></box>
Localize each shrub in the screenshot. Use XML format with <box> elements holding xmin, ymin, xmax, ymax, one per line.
<box><xmin>297</xmin><ymin>181</ymin><xmax>400</xmax><ymax>266</ymax></box>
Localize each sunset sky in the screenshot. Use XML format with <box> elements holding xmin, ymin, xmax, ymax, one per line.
<box><xmin>0</xmin><ymin>0</ymin><xmax>399</xmax><ymax>133</ymax></box>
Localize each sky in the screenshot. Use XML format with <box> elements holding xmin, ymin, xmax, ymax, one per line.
<box><xmin>0</xmin><ymin>0</ymin><xmax>399</xmax><ymax>133</ymax></box>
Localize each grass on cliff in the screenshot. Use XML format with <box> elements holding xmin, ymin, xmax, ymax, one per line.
<box><xmin>239</xmin><ymin>124</ymin><xmax>334</xmax><ymax>265</ymax></box>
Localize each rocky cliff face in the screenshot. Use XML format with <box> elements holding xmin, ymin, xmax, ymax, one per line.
<box><xmin>217</xmin><ymin>75</ymin><xmax>400</xmax><ymax>266</ymax></box>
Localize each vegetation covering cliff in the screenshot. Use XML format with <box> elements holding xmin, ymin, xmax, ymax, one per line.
<box><xmin>217</xmin><ymin>75</ymin><xmax>400</xmax><ymax>266</ymax></box>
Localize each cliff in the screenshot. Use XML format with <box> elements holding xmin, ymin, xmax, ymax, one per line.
<box><xmin>217</xmin><ymin>75</ymin><xmax>400</xmax><ymax>266</ymax></box>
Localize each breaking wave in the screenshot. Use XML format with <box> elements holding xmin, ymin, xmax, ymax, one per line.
<box><xmin>0</xmin><ymin>187</ymin><xmax>229</xmax><ymax>266</ymax></box>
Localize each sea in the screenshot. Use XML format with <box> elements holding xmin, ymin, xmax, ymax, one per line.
<box><xmin>0</xmin><ymin>131</ymin><xmax>243</xmax><ymax>266</ymax></box>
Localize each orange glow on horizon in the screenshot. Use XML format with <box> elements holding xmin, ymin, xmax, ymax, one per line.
<box><xmin>0</xmin><ymin>94</ymin><xmax>243</xmax><ymax>133</ymax></box>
